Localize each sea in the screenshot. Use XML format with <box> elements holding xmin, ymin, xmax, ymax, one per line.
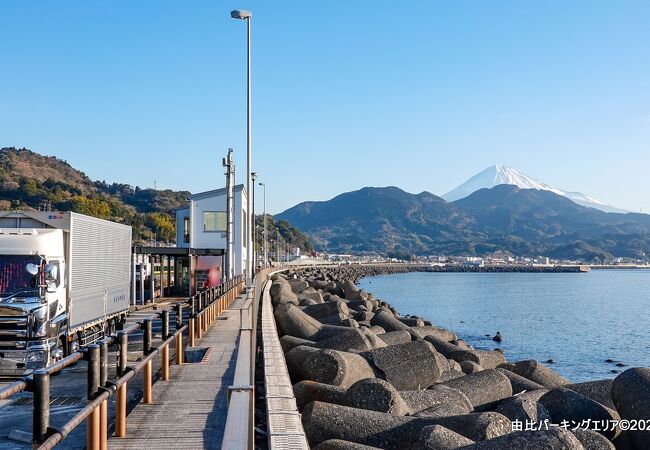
<box><xmin>357</xmin><ymin>269</ymin><xmax>650</xmax><ymax>383</ymax></box>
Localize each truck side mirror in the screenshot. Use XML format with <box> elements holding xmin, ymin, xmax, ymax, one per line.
<box><xmin>26</xmin><ymin>263</ymin><xmax>39</xmax><ymax>276</ymax></box>
<box><xmin>45</xmin><ymin>264</ymin><xmax>58</xmax><ymax>281</ymax></box>
<box><xmin>46</xmin><ymin>282</ymin><xmax>57</xmax><ymax>293</ymax></box>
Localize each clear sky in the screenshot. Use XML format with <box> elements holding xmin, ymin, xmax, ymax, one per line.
<box><xmin>1</xmin><ymin>1</ymin><xmax>648</xmax><ymax>214</ymax></box>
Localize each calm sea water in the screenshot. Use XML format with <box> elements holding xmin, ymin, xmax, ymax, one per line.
<box><xmin>357</xmin><ymin>270</ymin><xmax>650</xmax><ymax>383</ymax></box>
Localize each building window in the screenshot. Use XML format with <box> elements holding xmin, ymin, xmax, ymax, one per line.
<box><xmin>183</xmin><ymin>217</ymin><xmax>190</xmax><ymax>243</ymax></box>
<box><xmin>203</xmin><ymin>211</ymin><xmax>227</xmax><ymax>232</ymax></box>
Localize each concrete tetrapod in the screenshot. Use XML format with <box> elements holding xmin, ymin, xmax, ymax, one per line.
<box><xmin>508</xmin><ymin>359</ymin><xmax>571</xmax><ymax>388</ymax></box>
<box><xmin>361</xmin><ymin>340</ymin><xmax>442</xmax><ymax>390</ymax></box>
<box><xmin>496</xmin><ymin>368</ymin><xmax>545</xmax><ymax>395</ymax></box>
<box><xmin>415</xmin><ymin>425</ymin><xmax>474</xmax><ymax>450</ymax></box>
<box><xmin>301</xmin><ymin>402</ymin><xmax>510</xmax><ymax>450</ymax></box>
<box><xmin>494</xmin><ymin>389</ymin><xmax>550</xmax><ymax>423</ymax></box>
<box><xmin>313</xmin><ymin>440</ymin><xmax>382</xmax><ymax>450</ymax></box>
<box><xmin>344</xmin><ymin>378</ymin><xmax>412</xmax><ymax>416</ymax></box>
<box><xmin>293</xmin><ymin>380</ymin><xmax>347</xmax><ymax>410</ymax></box>
<box><xmin>274</xmin><ymin>303</ymin><xmax>323</xmax><ymax>339</ymax></box>
<box><xmin>439</xmin><ymin>369</ymin><xmax>513</xmax><ymax>410</ymax></box>
<box><xmin>611</xmin><ymin>367</ymin><xmax>650</xmax><ymax>449</ymax></box>
<box><xmin>302</xmin><ymin>348</ymin><xmax>377</xmax><ymax>388</ymax></box>
<box><xmin>457</xmin><ymin>428</ymin><xmax>585</xmax><ymax>449</ymax></box>
<box><xmin>399</xmin><ymin>385</ymin><xmax>473</xmax><ymax>415</ymax></box>
<box><xmin>538</xmin><ymin>387</ymin><xmax>619</xmax><ymax>440</ymax></box>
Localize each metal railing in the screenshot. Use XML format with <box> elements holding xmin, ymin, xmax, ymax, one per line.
<box><xmin>221</xmin><ymin>268</ymin><xmax>307</xmax><ymax>450</ymax></box>
<box><xmin>0</xmin><ymin>274</ymin><xmax>245</xmax><ymax>449</ymax></box>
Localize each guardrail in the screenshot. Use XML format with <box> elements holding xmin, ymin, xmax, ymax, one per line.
<box><xmin>222</xmin><ymin>269</ymin><xmax>273</xmax><ymax>450</ymax></box>
<box><xmin>0</xmin><ymin>274</ymin><xmax>245</xmax><ymax>449</ymax></box>
<box><xmin>221</xmin><ymin>269</ymin><xmax>308</xmax><ymax>450</ymax></box>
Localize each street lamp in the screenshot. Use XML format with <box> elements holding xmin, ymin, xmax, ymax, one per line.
<box><xmin>251</xmin><ymin>172</ymin><xmax>258</xmax><ymax>270</ymax></box>
<box><xmin>231</xmin><ymin>9</ymin><xmax>253</xmax><ymax>284</ymax></box>
<box><xmin>259</xmin><ymin>182</ymin><xmax>267</xmax><ymax>268</ymax></box>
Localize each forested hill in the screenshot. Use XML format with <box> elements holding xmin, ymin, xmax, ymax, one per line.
<box><xmin>0</xmin><ymin>147</ymin><xmax>189</xmax><ymax>243</ymax></box>
<box><xmin>0</xmin><ymin>147</ymin><xmax>315</xmax><ymax>255</ymax></box>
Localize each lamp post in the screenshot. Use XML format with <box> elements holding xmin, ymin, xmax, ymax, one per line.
<box><xmin>231</xmin><ymin>9</ymin><xmax>253</xmax><ymax>285</ymax></box>
<box><xmin>259</xmin><ymin>182</ymin><xmax>267</xmax><ymax>268</ymax></box>
<box><xmin>251</xmin><ymin>172</ymin><xmax>257</xmax><ymax>271</ymax></box>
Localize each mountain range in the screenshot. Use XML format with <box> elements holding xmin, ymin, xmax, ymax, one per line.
<box><xmin>277</xmin><ymin>184</ymin><xmax>650</xmax><ymax>261</ymax></box>
<box><xmin>443</xmin><ymin>165</ymin><xmax>626</xmax><ymax>213</ymax></box>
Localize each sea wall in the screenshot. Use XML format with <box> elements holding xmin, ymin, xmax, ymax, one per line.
<box><xmin>268</xmin><ymin>265</ymin><xmax>649</xmax><ymax>450</ymax></box>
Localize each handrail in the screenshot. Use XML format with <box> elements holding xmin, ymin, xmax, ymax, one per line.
<box><xmin>221</xmin><ymin>268</ymin><xmax>278</xmax><ymax>450</ymax></box>
<box><xmin>0</xmin><ymin>274</ymin><xmax>245</xmax><ymax>449</ymax></box>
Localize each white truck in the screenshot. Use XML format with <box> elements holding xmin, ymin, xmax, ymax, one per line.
<box><xmin>0</xmin><ymin>211</ymin><xmax>131</xmax><ymax>377</ymax></box>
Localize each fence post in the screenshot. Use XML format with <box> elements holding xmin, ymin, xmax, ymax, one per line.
<box><xmin>116</xmin><ymin>331</ymin><xmax>128</xmax><ymax>437</ymax></box>
<box><xmin>143</xmin><ymin>319</ymin><xmax>153</xmax><ymax>404</ymax></box>
<box><xmin>161</xmin><ymin>309</ymin><xmax>169</xmax><ymax>381</ymax></box>
<box><xmin>99</xmin><ymin>339</ymin><xmax>108</xmax><ymax>450</ymax></box>
<box><xmin>87</xmin><ymin>344</ymin><xmax>100</xmax><ymax>450</ymax></box>
<box><xmin>175</xmin><ymin>303</ymin><xmax>184</xmax><ymax>365</ymax></box>
<box><xmin>189</xmin><ymin>297</ymin><xmax>196</xmax><ymax>347</ymax></box>
<box><xmin>32</xmin><ymin>369</ymin><xmax>50</xmax><ymax>445</ymax></box>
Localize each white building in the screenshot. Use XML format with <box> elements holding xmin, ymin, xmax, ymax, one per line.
<box><xmin>175</xmin><ymin>184</ymin><xmax>249</xmax><ymax>278</ymax></box>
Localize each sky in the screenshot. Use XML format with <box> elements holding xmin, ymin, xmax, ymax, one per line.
<box><xmin>1</xmin><ymin>1</ymin><xmax>649</xmax><ymax>214</ymax></box>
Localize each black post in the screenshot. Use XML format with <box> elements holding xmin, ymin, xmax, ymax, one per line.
<box><xmin>87</xmin><ymin>344</ymin><xmax>100</xmax><ymax>401</ymax></box>
<box><xmin>117</xmin><ymin>331</ymin><xmax>128</xmax><ymax>376</ymax></box>
<box><xmin>32</xmin><ymin>369</ymin><xmax>50</xmax><ymax>444</ymax></box>
<box><xmin>99</xmin><ymin>339</ymin><xmax>108</xmax><ymax>387</ymax></box>
<box><xmin>143</xmin><ymin>318</ymin><xmax>152</xmax><ymax>355</ymax></box>
<box><xmin>161</xmin><ymin>309</ymin><xmax>169</xmax><ymax>339</ymax></box>
<box><xmin>175</xmin><ymin>303</ymin><xmax>183</xmax><ymax>330</ymax></box>
<box><xmin>190</xmin><ymin>297</ymin><xmax>196</xmax><ymax>318</ymax></box>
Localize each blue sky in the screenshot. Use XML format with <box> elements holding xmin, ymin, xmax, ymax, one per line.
<box><xmin>1</xmin><ymin>1</ymin><xmax>648</xmax><ymax>213</ymax></box>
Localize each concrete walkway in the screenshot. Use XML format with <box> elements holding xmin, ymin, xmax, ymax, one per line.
<box><xmin>108</xmin><ymin>295</ymin><xmax>246</xmax><ymax>450</ymax></box>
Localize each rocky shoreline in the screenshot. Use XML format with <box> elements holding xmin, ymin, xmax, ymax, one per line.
<box><xmin>269</xmin><ymin>266</ymin><xmax>650</xmax><ymax>450</ymax></box>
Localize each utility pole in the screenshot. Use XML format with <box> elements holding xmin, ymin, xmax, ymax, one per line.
<box><xmin>223</xmin><ymin>149</ymin><xmax>235</xmax><ymax>280</ymax></box>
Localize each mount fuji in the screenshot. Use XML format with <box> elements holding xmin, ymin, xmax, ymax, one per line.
<box><xmin>442</xmin><ymin>165</ymin><xmax>627</xmax><ymax>214</ymax></box>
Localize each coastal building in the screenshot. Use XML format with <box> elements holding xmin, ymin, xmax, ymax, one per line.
<box><xmin>175</xmin><ymin>184</ymin><xmax>249</xmax><ymax>292</ymax></box>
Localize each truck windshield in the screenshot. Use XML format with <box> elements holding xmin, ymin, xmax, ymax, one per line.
<box><xmin>0</xmin><ymin>255</ymin><xmax>41</xmax><ymax>297</ymax></box>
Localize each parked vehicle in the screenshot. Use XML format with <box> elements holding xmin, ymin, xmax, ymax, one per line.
<box><xmin>0</xmin><ymin>211</ymin><xmax>131</xmax><ymax>377</ymax></box>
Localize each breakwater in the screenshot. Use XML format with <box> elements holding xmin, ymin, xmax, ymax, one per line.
<box><xmin>314</xmin><ymin>263</ymin><xmax>587</xmax><ymax>284</ymax></box>
<box><xmin>269</xmin><ymin>265</ymin><xmax>650</xmax><ymax>449</ymax></box>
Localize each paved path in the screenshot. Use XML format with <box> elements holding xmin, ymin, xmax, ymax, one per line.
<box><xmin>108</xmin><ymin>295</ymin><xmax>245</xmax><ymax>450</ymax></box>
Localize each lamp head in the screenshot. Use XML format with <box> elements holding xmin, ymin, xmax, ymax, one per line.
<box><xmin>231</xmin><ymin>10</ymin><xmax>252</xmax><ymax>20</ymax></box>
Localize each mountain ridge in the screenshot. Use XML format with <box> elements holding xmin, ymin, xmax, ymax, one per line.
<box><xmin>277</xmin><ymin>184</ymin><xmax>650</xmax><ymax>260</ymax></box>
<box><xmin>442</xmin><ymin>165</ymin><xmax>627</xmax><ymax>213</ymax></box>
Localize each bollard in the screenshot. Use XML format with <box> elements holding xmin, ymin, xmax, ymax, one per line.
<box><xmin>87</xmin><ymin>344</ymin><xmax>100</xmax><ymax>450</ymax></box>
<box><xmin>162</xmin><ymin>309</ymin><xmax>170</xmax><ymax>381</ymax></box>
<box><xmin>116</xmin><ymin>380</ymin><xmax>127</xmax><ymax>437</ymax></box>
<box><xmin>32</xmin><ymin>369</ymin><xmax>50</xmax><ymax>445</ymax></box>
<box><xmin>143</xmin><ymin>319</ymin><xmax>153</xmax><ymax>404</ymax></box>
<box><xmin>175</xmin><ymin>303</ymin><xmax>183</xmax><ymax>330</ymax></box>
<box><xmin>161</xmin><ymin>309</ymin><xmax>169</xmax><ymax>339</ymax></box>
<box><xmin>189</xmin><ymin>317</ymin><xmax>195</xmax><ymax>347</ymax></box>
<box><xmin>176</xmin><ymin>330</ymin><xmax>184</xmax><ymax>365</ymax></box>
<box><xmin>99</xmin><ymin>340</ymin><xmax>108</xmax><ymax>450</ymax></box>
<box><xmin>117</xmin><ymin>331</ymin><xmax>128</xmax><ymax>376</ymax></box>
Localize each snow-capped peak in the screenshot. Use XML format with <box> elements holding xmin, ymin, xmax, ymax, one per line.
<box><xmin>442</xmin><ymin>165</ymin><xmax>627</xmax><ymax>213</ymax></box>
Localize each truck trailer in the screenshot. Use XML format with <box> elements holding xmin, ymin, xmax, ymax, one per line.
<box><xmin>0</xmin><ymin>211</ymin><xmax>131</xmax><ymax>377</ymax></box>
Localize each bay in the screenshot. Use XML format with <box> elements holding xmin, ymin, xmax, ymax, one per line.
<box><xmin>358</xmin><ymin>269</ymin><xmax>650</xmax><ymax>382</ymax></box>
